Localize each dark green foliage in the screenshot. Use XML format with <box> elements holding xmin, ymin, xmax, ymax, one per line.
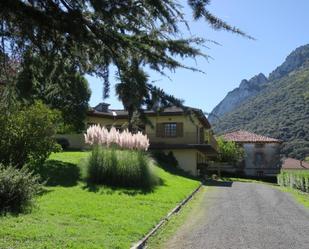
<box><xmin>0</xmin><ymin>0</ymin><xmax>249</xmax><ymax>80</ymax></box>
<box><xmin>0</xmin><ymin>165</ymin><xmax>42</xmax><ymax>214</ymax></box>
<box><xmin>16</xmin><ymin>53</ymin><xmax>91</xmax><ymax>133</ymax></box>
<box><xmin>277</xmin><ymin>170</ymin><xmax>309</xmax><ymax>193</ymax></box>
<box><xmin>56</xmin><ymin>138</ymin><xmax>70</xmax><ymax>150</ymax></box>
<box><xmin>86</xmin><ymin>147</ymin><xmax>159</xmax><ymax>188</ymax></box>
<box><xmin>216</xmin><ymin>137</ymin><xmax>244</xmax><ymax>164</ymax></box>
<box><xmin>0</xmin><ymin>101</ymin><xmax>60</xmax><ymax>168</ymax></box>
<box><xmin>35</xmin><ymin>160</ymin><xmax>80</xmax><ymax>187</ymax></box>
<box><xmin>0</xmin><ymin>1</ymin><xmax>250</xmax><ymax>129</ymax></box>
<box><xmin>214</xmin><ymin>67</ymin><xmax>309</xmax><ymax>159</ymax></box>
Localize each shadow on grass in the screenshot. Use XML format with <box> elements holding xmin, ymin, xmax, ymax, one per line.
<box><xmin>156</xmin><ymin>162</ymin><xmax>200</xmax><ymax>181</ymax></box>
<box><xmin>83</xmin><ymin>177</ymin><xmax>165</xmax><ymax>196</ymax></box>
<box><xmin>36</xmin><ymin>160</ymin><xmax>81</xmax><ymax>187</ymax></box>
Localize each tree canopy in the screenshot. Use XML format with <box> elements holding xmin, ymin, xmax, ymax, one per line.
<box><xmin>0</xmin><ymin>0</ymin><xmax>251</xmax><ymax>131</ymax></box>
<box><xmin>216</xmin><ymin>137</ymin><xmax>244</xmax><ymax>164</ymax></box>
<box><xmin>16</xmin><ymin>51</ymin><xmax>91</xmax><ymax>132</ymax></box>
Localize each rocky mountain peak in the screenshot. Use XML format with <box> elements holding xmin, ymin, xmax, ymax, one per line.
<box><xmin>269</xmin><ymin>44</ymin><xmax>309</xmax><ymax>81</ymax></box>
<box><xmin>208</xmin><ymin>73</ymin><xmax>268</xmax><ymax>122</ymax></box>
<box><xmin>239</xmin><ymin>73</ymin><xmax>268</xmax><ymax>90</ymax></box>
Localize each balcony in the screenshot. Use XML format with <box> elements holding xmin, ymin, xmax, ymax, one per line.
<box><xmin>147</xmin><ymin>130</ymin><xmax>218</xmax><ymax>153</ymax></box>
<box><xmin>147</xmin><ymin>132</ymin><xmax>200</xmax><ymax>144</ymax></box>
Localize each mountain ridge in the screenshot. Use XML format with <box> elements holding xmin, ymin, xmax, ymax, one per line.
<box><xmin>209</xmin><ymin>44</ymin><xmax>309</xmax><ymax>122</ymax></box>
<box><xmin>211</xmin><ymin>44</ymin><xmax>309</xmax><ymax>159</ymax></box>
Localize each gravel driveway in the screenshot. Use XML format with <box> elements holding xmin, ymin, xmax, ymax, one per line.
<box><xmin>165</xmin><ymin>181</ymin><xmax>309</xmax><ymax>249</ymax></box>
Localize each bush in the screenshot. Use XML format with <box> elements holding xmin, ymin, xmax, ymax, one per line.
<box><xmin>0</xmin><ymin>101</ymin><xmax>60</xmax><ymax>168</ymax></box>
<box><xmin>85</xmin><ymin>146</ymin><xmax>159</xmax><ymax>188</ymax></box>
<box><xmin>277</xmin><ymin>170</ymin><xmax>309</xmax><ymax>193</ymax></box>
<box><xmin>0</xmin><ymin>165</ymin><xmax>42</xmax><ymax>214</ymax></box>
<box><xmin>56</xmin><ymin>137</ymin><xmax>70</xmax><ymax>150</ymax></box>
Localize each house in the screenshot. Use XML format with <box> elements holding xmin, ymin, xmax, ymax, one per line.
<box><xmin>281</xmin><ymin>158</ymin><xmax>309</xmax><ymax>170</ymax></box>
<box><xmin>60</xmin><ymin>103</ymin><xmax>218</xmax><ymax>176</ymax></box>
<box><xmin>222</xmin><ymin>130</ymin><xmax>282</xmax><ymax>177</ymax></box>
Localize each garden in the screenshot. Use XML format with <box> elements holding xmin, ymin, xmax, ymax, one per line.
<box><xmin>0</xmin><ymin>117</ymin><xmax>200</xmax><ymax>248</ymax></box>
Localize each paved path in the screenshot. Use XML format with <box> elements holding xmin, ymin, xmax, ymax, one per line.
<box><xmin>165</xmin><ymin>181</ymin><xmax>309</xmax><ymax>249</ymax></box>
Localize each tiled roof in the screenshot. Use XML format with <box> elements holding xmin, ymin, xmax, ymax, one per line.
<box><xmin>282</xmin><ymin>158</ymin><xmax>309</xmax><ymax>170</ymax></box>
<box><xmin>222</xmin><ymin>130</ymin><xmax>282</xmax><ymax>143</ymax></box>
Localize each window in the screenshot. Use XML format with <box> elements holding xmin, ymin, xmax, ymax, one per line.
<box><xmin>164</xmin><ymin>123</ymin><xmax>177</xmax><ymax>137</ymax></box>
<box><xmin>156</xmin><ymin>122</ymin><xmax>183</xmax><ymax>137</ymax></box>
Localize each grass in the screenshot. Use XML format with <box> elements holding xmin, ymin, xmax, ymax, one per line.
<box><xmin>0</xmin><ymin>151</ymin><xmax>200</xmax><ymax>249</ymax></box>
<box><xmin>146</xmin><ymin>187</ymin><xmax>207</xmax><ymax>249</ymax></box>
<box><xmin>86</xmin><ymin>147</ymin><xmax>158</xmax><ymax>188</ymax></box>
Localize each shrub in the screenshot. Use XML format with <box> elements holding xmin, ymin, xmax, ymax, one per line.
<box><xmin>85</xmin><ymin>146</ymin><xmax>159</xmax><ymax>188</ymax></box>
<box><xmin>56</xmin><ymin>137</ymin><xmax>70</xmax><ymax>150</ymax></box>
<box><xmin>0</xmin><ymin>165</ymin><xmax>42</xmax><ymax>214</ymax></box>
<box><xmin>0</xmin><ymin>101</ymin><xmax>60</xmax><ymax>168</ymax></box>
<box><xmin>277</xmin><ymin>170</ymin><xmax>309</xmax><ymax>193</ymax></box>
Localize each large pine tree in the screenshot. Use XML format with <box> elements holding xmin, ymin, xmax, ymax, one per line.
<box><xmin>0</xmin><ymin>0</ymin><xmax>251</xmax><ymax>131</ymax></box>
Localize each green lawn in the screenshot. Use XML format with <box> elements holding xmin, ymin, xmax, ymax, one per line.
<box><xmin>0</xmin><ymin>152</ymin><xmax>200</xmax><ymax>249</ymax></box>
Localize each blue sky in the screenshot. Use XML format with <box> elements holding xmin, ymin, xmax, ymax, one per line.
<box><xmin>87</xmin><ymin>0</ymin><xmax>309</xmax><ymax>113</ymax></box>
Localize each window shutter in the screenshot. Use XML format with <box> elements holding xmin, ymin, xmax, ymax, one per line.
<box><xmin>156</xmin><ymin>123</ymin><xmax>164</xmax><ymax>137</ymax></box>
<box><xmin>176</xmin><ymin>123</ymin><xmax>183</xmax><ymax>137</ymax></box>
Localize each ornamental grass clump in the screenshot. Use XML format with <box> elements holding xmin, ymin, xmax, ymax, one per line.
<box><xmin>84</xmin><ymin>125</ymin><xmax>150</xmax><ymax>151</ymax></box>
<box><xmin>0</xmin><ymin>165</ymin><xmax>42</xmax><ymax>214</ymax></box>
<box><xmin>84</xmin><ymin>125</ymin><xmax>158</xmax><ymax>188</ymax></box>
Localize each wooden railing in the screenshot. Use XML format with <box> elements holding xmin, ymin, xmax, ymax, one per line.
<box><xmin>147</xmin><ymin>129</ymin><xmax>218</xmax><ymax>151</ymax></box>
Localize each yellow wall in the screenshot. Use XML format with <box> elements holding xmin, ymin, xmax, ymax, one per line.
<box><xmin>87</xmin><ymin>113</ymin><xmax>206</xmax><ymax>145</ymax></box>
<box><xmin>146</xmin><ymin>114</ymin><xmax>203</xmax><ymax>144</ymax></box>
<box><xmin>164</xmin><ymin>149</ymin><xmax>198</xmax><ymax>175</ymax></box>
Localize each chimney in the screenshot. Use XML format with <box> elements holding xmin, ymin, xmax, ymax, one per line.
<box><xmin>300</xmin><ymin>160</ymin><xmax>303</xmax><ymax>167</ymax></box>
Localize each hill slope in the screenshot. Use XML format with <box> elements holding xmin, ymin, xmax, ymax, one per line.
<box><xmin>214</xmin><ymin>71</ymin><xmax>309</xmax><ymax>159</ymax></box>
<box><xmin>211</xmin><ymin>44</ymin><xmax>309</xmax><ymax>159</ymax></box>
<box><xmin>213</xmin><ymin>65</ymin><xmax>309</xmax><ymax>159</ymax></box>
<box><xmin>210</xmin><ymin>44</ymin><xmax>309</xmax><ymax>122</ymax></box>
<box><xmin>208</xmin><ymin>73</ymin><xmax>268</xmax><ymax>122</ymax></box>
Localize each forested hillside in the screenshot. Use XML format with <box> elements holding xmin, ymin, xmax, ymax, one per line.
<box><xmin>213</xmin><ymin>66</ymin><xmax>309</xmax><ymax>159</ymax></box>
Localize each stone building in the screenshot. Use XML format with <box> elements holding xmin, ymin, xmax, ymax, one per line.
<box><xmin>222</xmin><ymin>130</ymin><xmax>282</xmax><ymax>177</ymax></box>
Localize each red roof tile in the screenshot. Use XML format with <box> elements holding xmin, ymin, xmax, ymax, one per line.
<box><xmin>282</xmin><ymin>158</ymin><xmax>309</xmax><ymax>170</ymax></box>
<box><xmin>222</xmin><ymin>130</ymin><xmax>282</xmax><ymax>143</ymax></box>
